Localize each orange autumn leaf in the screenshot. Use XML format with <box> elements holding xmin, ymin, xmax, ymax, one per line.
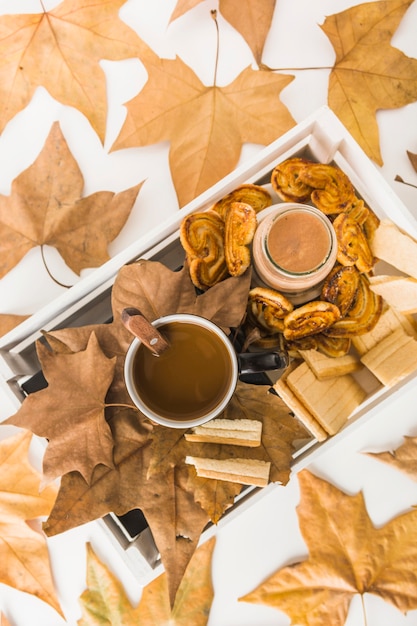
<box><xmin>0</xmin><ymin>614</ymin><xmax>11</xmax><ymax>626</ymax></box>
<box><xmin>78</xmin><ymin>537</ymin><xmax>215</xmax><ymax>626</ymax></box>
<box><xmin>0</xmin><ymin>313</ymin><xmax>29</xmax><ymax>337</ymax></box>
<box><xmin>0</xmin><ymin>0</ymin><xmax>147</xmax><ymax>141</ymax></box>
<box><xmin>367</xmin><ymin>435</ymin><xmax>417</xmax><ymax>481</ymax></box>
<box><xmin>241</xmin><ymin>470</ymin><xmax>417</xmax><ymax>625</ymax></box>
<box><xmin>170</xmin><ymin>0</ymin><xmax>205</xmax><ymax>22</ymax></box>
<box><xmin>0</xmin><ymin>431</ymin><xmax>62</xmax><ymax>616</ymax></box>
<box><xmin>220</xmin><ymin>0</ymin><xmax>276</xmax><ymax>65</ymax></box>
<box><xmin>113</xmin><ymin>50</ymin><xmax>295</xmax><ymax>206</ymax></box>
<box><xmin>5</xmin><ymin>332</ymin><xmax>117</xmax><ymax>484</ymax></box>
<box><xmin>323</xmin><ymin>0</ymin><xmax>417</xmax><ymax>165</ymax></box>
<box><xmin>0</xmin><ymin>122</ymin><xmax>142</xmax><ymax>279</ymax></box>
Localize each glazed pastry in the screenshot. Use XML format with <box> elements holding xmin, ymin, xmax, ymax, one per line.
<box><xmin>270</xmin><ymin>157</ymin><xmax>315</xmax><ymax>202</ymax></box>
<box><xmin>180</xmin><ymin>210</ymin><xmax>228</xmax><ymax>290</ymax></box>
<box><xmin>333</xmin><ymin>213</ymin><xmax>374</xmax><ymax>273</ymax></box>
<box><xmin>283</xmin><ymin>301</ymin><xmax>341</xmax><ymax>340</ymax></box>
<box><xmin>248</xmin><ymin>287</ymin><xmax>294</xmax><ymax>332</ymax></box>
<box><xmin>212</xmin><ymin>184</ymin><xmax>272</xmax><ymax>219</ymax></box>
<box><xmin>324</xmin><ymin>274</ymin><xmax>383</xmax><ymax>337</ymax></box>
<box><xmin>224</xmin><ymin>202</ymin><xmax>257</xmax><ymax>277</ymax></box>
<box><xmin>314</xmin><ymin>334</ymin><xmax>351</xmax><ymax>358</ymax></box>
<box><xmin>321</xmin><ymin>264</ymin><xmax>360</xmax><ymax>316</ymax></box>
<box><xmin>298</xmin><ymin>163</ymin><xmax>357</xmax><ymax>214</ymax></box>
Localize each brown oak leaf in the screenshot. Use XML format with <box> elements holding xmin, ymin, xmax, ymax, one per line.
<box><xmin>5</xmin><ymin>332</ymin><xmax>117</xmax><ymax>484</ymax></box>
<box><xmin>78</xmin><ymin>537</ymin><xmax>215</xmax><ymax>626</ymax></box>
<box><xmin>0</xmin><ymin>0</ymin><xmax>148</xmax><ymax>141</ymax></box>
<box><xmin>0</xmin><ymin>122</ymin><xmax>143</xmax><ymax>279</ymax></box>
<box><xmin>0</xmin><ymin>431</ymin><xmax>62</xmax><ymax>616</ymax></box>
<box><xmin>323</xmin><ymin>0</ymin><xmax>417</xmax><ymax>165</ymax></box>
<box><xmin>241</xmin><ymin>469</ymin><xmax>417</xmax><ymax>625</ymax></box>
<box><xmin>367</xmin><ymin>435</ymin><xmax>417</xmax><ymax>481</ymax></box>
<box><xmin>113</xmin><ymin>49</ymin><xmax>295</xmax><ymax>206</ymax></box>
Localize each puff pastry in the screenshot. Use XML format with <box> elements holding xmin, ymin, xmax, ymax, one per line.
<box><xmin>271</xmin><ymin>157</ymin><xmax>314</xmax><ymax>202</ymax></box>
<box><xmin>212</xmin><ymin>184</ymin><xmax>272</xmax><ymax>219</ymax></box>
<box><xmin>333</xmin><ymin>213</ymin><xmax>374</xmax><ymax>273</ymax></box>
<box><xmin>248</xmin><ymin>287</ymin><xmax>294</xmax><ymax>332</ymax></box>
<box><xmin>283</xmin><ymin>301</ymin><xmax>341</xmax><ymax>340</ymax></box>
<box><xmin>324</xmin><ymin>274</ymin><xmax>383</xmax><ymax>337</ymax></box>
<box><xmin>321</xmin><ymin>264</ymin><xmax>360</xmax><ymax>316</ymax></box>
<box><xmin>224</xmin><ymin>202</ymin><xmax>257</xmax><ymax>277</ymax></box>
<box><xmin>180</xmin><ymin>210</ymin><xmax>228</xmax><ymax>290</ymax></box>
<box><xmin>298</xmin><ymin>163</ymin><xmax>357</xmax><ymax>215</ymax></box>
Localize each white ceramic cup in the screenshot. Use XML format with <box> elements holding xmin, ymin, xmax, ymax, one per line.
<box><xmin>124</xmin><ymin>313</ymin><xmax>239</xmax><ymax>429</ymax></box>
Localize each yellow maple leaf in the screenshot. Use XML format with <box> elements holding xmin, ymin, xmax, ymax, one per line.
<box><xmin>323</xmin><ymin>0</ymin><xmax>417</xmax><ymax>164</ymax></box>
<box><xmin>113</xmin><ymin>50</ymin><xmax>295</xmax><ymax>206</ymax></box>
<box><xmin>0</xmin><ymin>0</ymin><xmax>146</xmax><ymax>142</ymax></box>
<box><xmin>241</xmin><ymin>469</ymin><xmax>417</xmax><ymax>625</ymax></box>
<box><xmin>0</xmin><ymin>431</ymin><xmax>61</xmax><ymax>616</ymax></box>
<box><xmin>78</xmin><ymin>537</ymin><xmax>216</xmax><ymax>625</ymax></box>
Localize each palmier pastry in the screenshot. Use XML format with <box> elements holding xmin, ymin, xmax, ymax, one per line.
<box><xmin>345</xmin><ymin>198</ymin><xmax>369</xmax><ymax>225</ymax></box>
<box><xmin>180</xmin><ymin>210</ymin><xmax>228</xmax><ymax>290</ymax></box>
<box><xmin>323</xmin><ymin>274</ymin><xmax>383</xmax><ymax>337</ymax></box>
<box><xmin>248</xmin><ymin>287</ymin><xmax>293</xmax><ymax>332</ymax></box>
<box><xmin>212</xmin><ymin>184</ymin><xmax>272</xmax><ymax>219</ymax></box>
<box><xmin>283</xmin><ymin>301</ymin><xmax>341</xmax><ymax>341</ymax></box>
<box><xmin>314</xmin><ymin>334</ymin><xmax>351</xmax><ymax>357</ymax></box>
<box><xmin>321</xmin><ymin>264</ymin><xmax>360</xmax><ymax>316</ymax></box>
<box><xmin>333</xmin><ymin>213</ymin><xmax>374</xmax><ymax>273</ymax></box>
<box><xmin>224</xmin><ymin>202</ymin><xmax>257</xmax><ymax>277</ymax></box>
<box><xmin>298</xmin><ymin>163</ymin><xmax>357</xmax><ymax>215</ymax></box>
<box><xmin>271</xmin><ymin>157</ymin><xmax>315</xmax><ymax>202</ymax></box>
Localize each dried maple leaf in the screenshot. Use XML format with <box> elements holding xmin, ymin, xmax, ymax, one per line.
<box><xmin>78</xmin><ymin>537</ymin><xmax>215</xmax><ymax>626</ymax></box>
<box><xmin>407</xmin><ymin>150</ymin><xmax>417</xmax><ymax>173</ymax></box>
<box><xmin>43</xmin><ymin>414</ymin><xmax>210</xmax><ymax>608</ymax></box>
<box><xmin>0</xmin><ymin>431</ymin><xmax>62</xmax><ymax>616</ymax></box>
<box><xmin>241</xmin><ymin>469</ymin><xmax>417</xmax><ymax>625</ymax></box>
<box><xmin>0</xmin><ymin>122</ymin><xmax>143</xmax><ymax>279</ymax></box>
<box><xmin>0</xmin><ymin>614</ymin><xmax>11</xmax><ymax>626</ymax></box>
<box><xmin>5</xmin><ymin>332</ymin><xmax>117</xmax><ymax>484</ymax></box>
<box><xmin>323</xmin><ymin>0</ymin><xmax>417</xmax><ymax>165</ymax></box>
<box><xmin>113</xmin><ymin>49</ymin><xmax>295</xmax><ymax>206</ymax></box>
<box><xmin>170</xmin><ymin>0</ymin><xmax>205</xmax><ymax>22</ymax></box>
<box><xmin>0</xmin><ymin>0</ymin><xmax>148</xmax><ymax>141</ymax></box>
<box><xmin>367</xmin><ymin>435</ymin><xmax>417</xmax><ymax>481</ymax></box>
<box><xmin>220</xmin><ymin>0</ymin><xmax>276</xmax><ymax>66</ymax></box>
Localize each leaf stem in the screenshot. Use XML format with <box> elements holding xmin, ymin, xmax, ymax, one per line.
<box><xmin>211</xmin><ymin>10</ymin><xmax>220</xmax><ymax>86</ymax></box>
<box><xmin>361</xmin><ymin>594</ymin><xmax>368</xmax><ymax>626</ymax></box>
<box><xmin>105</xmin><ymin>403</ymin><xmax>139</xmax><ymax>411</ymax></box>
<box><xmin>395</xmin><ymin>174</ymin><xmax>417</xmax><ymax>190</ymax></box>
<box><xmin>40</xmin><ymin>245</ymin><xmax>73</xmax><ymax>289</ymax></box>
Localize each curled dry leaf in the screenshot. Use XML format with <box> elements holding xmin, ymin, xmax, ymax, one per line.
<box><xmin>5</xmin><ymin>332</ymin><xmax>117</xmax><ymax>484</ymax></box>
<box><xmin>0</xmin><ymin>122</ymin><xmax>143</xmax><ymax>279</ymax></box>
<box><xmin>324</xmin><ymin>0</ymin><xmax>417</xmax><ymax>165</ymax></box>
<box><xmin>113</xmin><ymin>50</ymin><xmax>295</xmax><ymax>206</ymax></box>
<box><xmin>367</xmin><ymin>435</ymin><xmax>417</xmax><ymax>481</ymax></box>
<box><xmin>78</xmin><ymin>537</ymin><xmax>215</xmax><ymax>626</ymax></box>
<box><xmin>241</xmin><ymin>470</ymin><xmax>417</xmax><ymax>625</ymax></box>
<box><xmin>0</xmin><ymin>0</ymin><xmax>148</xmax><ymax>141</ymax></box>
<box><xmin>0</xmin><ymin>431</ymin><xmax>62</xmax><ymax>616</ymax></box>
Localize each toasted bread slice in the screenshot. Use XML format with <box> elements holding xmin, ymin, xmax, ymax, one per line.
<box><xmin>184</xmin><ymin>418</ymin><xmax>262</xmax><ymax>447</ymax></box>
<box><xmin>185</xmin><ymin>456</ymin><xmax>270</xmax><ymax>487</ymax></box>
<box><xmin>371</xmin><ymin>220</ymin><xmax>417</xmax><ymax>279</ymax></box>
<box><xmin>360</xmin><ymin>327</ymin><xmax>417</xmax><ymax>387</ymax></box>
<box><xmin>286</xmin><ymin>361</ymin><xmax>366</xmax><ymax>435</ymax></box>
<box><xmin>369</xmin><ymin>275</ymin><xmax>417</xmax><ymax>314</ymax></box>
<box><xmin>299</xmin><ymin>349</ymin><xmax>361</xmax><ymax>379</ymax></box>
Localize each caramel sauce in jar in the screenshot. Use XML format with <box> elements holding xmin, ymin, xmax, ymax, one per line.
<box><xmin>252</xmin><ymin>203</ymin><xmax>337</xmax><ymax>304</ymax></box>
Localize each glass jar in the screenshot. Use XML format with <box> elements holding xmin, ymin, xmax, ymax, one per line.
<box><xmin>252</xmin><ymin>203</ymin><xmax>338</xmax><ymax>305</ymax></box>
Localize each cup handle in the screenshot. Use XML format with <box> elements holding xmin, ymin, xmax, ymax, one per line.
<box><xmin>237</xmin><ymin>350</ymin><xmax>289</xmax><ymax>376</ymax></box>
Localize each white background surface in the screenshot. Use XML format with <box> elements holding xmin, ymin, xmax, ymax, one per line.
<box><xmin>1</xmin><ymin>1</ymin><xmax>417</xmax><ymax>625</ymax></box>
